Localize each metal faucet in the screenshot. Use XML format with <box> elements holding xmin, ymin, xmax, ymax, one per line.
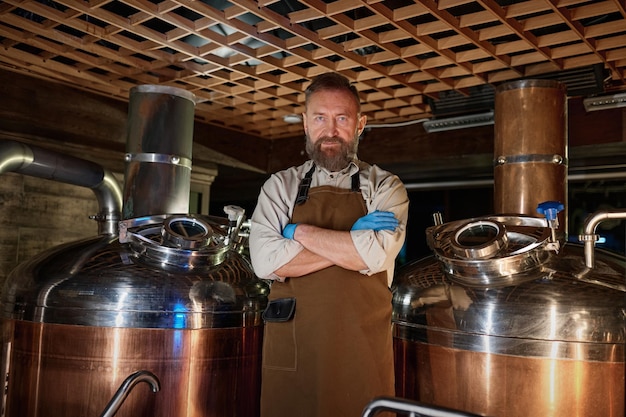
<box><xmin>99</xmin><ymin>370</ymin><xmax>160</xmax><ymax>417</ymax></box>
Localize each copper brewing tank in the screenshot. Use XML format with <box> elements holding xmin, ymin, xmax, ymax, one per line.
<box><xmin>0</xmin><ymin>86</ymin><xmax>268</xmax><ymax>417</ymax></box>
<box><xmin>392</xmin><ymin>80</ymin><xmax>625</xmax><ymax>417</ymax></box>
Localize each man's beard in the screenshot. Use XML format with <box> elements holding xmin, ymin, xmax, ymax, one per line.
<box><xmin>306</xmin><ymin>135</ymin><xmax>359</xmax><ymax>172</ymax></box>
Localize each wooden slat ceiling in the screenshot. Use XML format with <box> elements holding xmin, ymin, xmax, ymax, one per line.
<box><xmin>1</xmin><ymin>0</ymin><xmax>625</xmax><ymax>140</ymax></box>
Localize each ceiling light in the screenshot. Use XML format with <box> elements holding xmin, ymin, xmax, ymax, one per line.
<box><xmin>283</xmin><ymin>114</ymin><xmax>302</xmax><ymax>124</ymax></box>
<box><xmin>583</xmin><ymin>92</ymin><xmax>626</xmax><ymax>112</ymax></box>
<box><xmin>423</xmin><ymin>111</ymin><xmax>494</xmax><ymax>133</ymax></box>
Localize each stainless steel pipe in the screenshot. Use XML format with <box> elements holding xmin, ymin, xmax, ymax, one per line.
<box><xmin>122</xmin><ymin>85</ymin><xmax>196</xmax><ymax>219</ymax></box>
<box><xmin>0</xmin><ymin>139</ymin><xmax>122</xmax><ymax>235</ymax></box>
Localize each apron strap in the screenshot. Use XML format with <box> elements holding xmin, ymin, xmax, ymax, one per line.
<box><xmin>351</xmin><ymin>170</ymin><xmax>360</xmax><ymax>192</ymax></box>
<box><xmin>296</xmin><ymin>164</ymin><xmax>316</xmax><ymax>205</ymax></box>
<box><xmin>296</xmin><ymin>164</ymin><xmax>360</xmax><ymax>205</ymax></box>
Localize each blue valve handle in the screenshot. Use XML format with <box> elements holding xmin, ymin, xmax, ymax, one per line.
<box><xmin>536</xmin><ymin>201</ymin><xmax>564</xmax><ymax>221</ymax></box>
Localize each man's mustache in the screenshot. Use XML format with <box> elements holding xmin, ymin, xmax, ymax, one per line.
<box><xmin>318</xmin><ymin>137</ymin><xmax>342</xmax><ymax>145</ymax></box>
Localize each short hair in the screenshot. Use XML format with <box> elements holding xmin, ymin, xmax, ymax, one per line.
<box><xmin>304</xmin><ymin>72</ymin><xmax>361</xmax><ymax>112</ymax></box>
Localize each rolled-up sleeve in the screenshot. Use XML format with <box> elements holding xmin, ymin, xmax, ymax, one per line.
<box><xmin>249</xmin><ymin>169</ymin><xmax>304</xmax><ymax>280</ymax></box>
<box><xmin>351</xmin><ymin>167</ymin><xmax>409</xmax><ymax>276</ymax></box>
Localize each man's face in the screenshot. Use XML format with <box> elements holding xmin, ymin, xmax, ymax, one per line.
<box><xmin>303</xmin><ymin>89</ymin><xmax>367</xmax><ymax>172</ymax></box>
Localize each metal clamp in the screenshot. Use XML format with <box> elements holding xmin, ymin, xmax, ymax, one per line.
<box><xmin>124</xmin><ymin>152</ymin><xmax>192</xmax><ymax>169</ymax></box>
<box><xmin>495</xmin><ymin>153</ymin><xmax>565</xmax><ymax>166</ymax></box>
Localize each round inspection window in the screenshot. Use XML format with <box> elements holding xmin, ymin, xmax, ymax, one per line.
<box><xmin>451</xmin><ymin>220</ymin><xmax>508</xmax><ymax>259</ymax></box>
<box><xmin>162</xmin><ymin>216</ymin><xmax>213</xmax><ymax>249</ymax></box>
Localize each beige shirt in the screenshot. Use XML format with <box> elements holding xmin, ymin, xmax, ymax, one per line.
<box><xmin>249</xmin><ymin>159</ymin><xmax>409</xmax><ymax>285</ymax></box>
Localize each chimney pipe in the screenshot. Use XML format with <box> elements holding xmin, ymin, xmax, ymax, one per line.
<box><xmin>494</xmin><ymin>79</ymin><xmax>568</xmax><ymax>234</ymax></box>
<box><xmin>122</xmin><ymin>85</ymin><xmax>196</xmax><ymax>220</ymax></box>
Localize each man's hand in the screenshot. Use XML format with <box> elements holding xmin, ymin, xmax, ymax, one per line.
<box><xmin>282</xmin><ymin>223</ymin><xmax>298</xmax><ymax>239</ymax></box>
<box><xmin>351</xmin><ymin>211</ymin><xmax>399</xmax><ymax>231</ymax></box>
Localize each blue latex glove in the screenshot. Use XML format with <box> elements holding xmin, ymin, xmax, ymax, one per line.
<box><xmin>351</xmin><ymin>210</ymin><xmax>399</xmax><ymax>231</ymax></box>
<box><xmin>282</xmin><ymin>223</ymin><xmax>298</xmax><ymax>239</ymax></box>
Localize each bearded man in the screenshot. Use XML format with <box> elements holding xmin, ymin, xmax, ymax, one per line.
<box><xmin>249</xmin><ymin>72</ymin><xmax>409</xmax><ymax>417</ymax></box>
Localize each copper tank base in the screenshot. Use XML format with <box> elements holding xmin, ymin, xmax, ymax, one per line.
<box><xmin>2</xmin><ymin>320</ymin><xmax>263</xmax><ymax>417</ymax></box>
<box><xmin>394</xmin><ymin>338</ymin><xmax>625</xmax><ymax>417</ymax></box>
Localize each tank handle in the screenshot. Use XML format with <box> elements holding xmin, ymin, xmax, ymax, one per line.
<box><xmin>224</xmin><ymin>205</ymin><xmax>246</xmax><ymax>250</ymax></box>
<box><xmin>361</xmin><ymin>396</ymin><xmax>485</xmax><ymax>417</ymax></box>
<box><xmin>99</xmin><ymin>370</ymin><xmax>160</xmax><ymax>417</ymax></box>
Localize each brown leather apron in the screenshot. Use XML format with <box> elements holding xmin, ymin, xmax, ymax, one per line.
<box><xmin>261</xmin><ymin>173</ymin><xmax>395</xmax><ymax>417</ymax></box>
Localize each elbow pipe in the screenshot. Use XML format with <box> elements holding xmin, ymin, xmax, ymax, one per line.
<box><xmin>0</xmin><ymin>140</ymin><xmax>122</xmax><ymax>236</ymax></box>
<box><xmin>579</xmin><ymin>209</ymin><xmax>626</xmax><ymax>268</ymax></box>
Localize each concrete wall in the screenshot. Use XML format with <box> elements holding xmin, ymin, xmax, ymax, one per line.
<box><xmin>0</xmin><ymin>163</ymin><xmax>218</xmax><ymax>293</ymax></box>
<box><xmin>0</xmin><ymin>173</ymin><xmax>101</xmax><ymax>290</ymax></box>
